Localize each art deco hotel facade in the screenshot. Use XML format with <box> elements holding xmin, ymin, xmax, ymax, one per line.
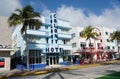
<box><xmin>12</xmin><ymin>13</ymin><xmax>72</xmax><ymax>69</ymax></box>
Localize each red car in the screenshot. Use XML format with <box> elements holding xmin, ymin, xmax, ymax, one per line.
<box><xmin>0</xmin><ymin>62</ymin><xmax>5</xmax><ymax>67</ymax></box>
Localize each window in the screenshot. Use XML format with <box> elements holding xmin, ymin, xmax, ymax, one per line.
<box><xmin>97</xmin><ymin>43</ymin><xmax>100</xmax><ymax>48</ymax></box>
<box><xmin>61</xmin><ymin>29</ymin><xmax>68</xmax><ymax>32</ymax></box>
<box><xmin>45</xmin><ymin>26</ymin><xmax>48</xmax><ymax>30</ymax></box>
<box><xmin>28</xmin><ymin>36</ymin><xmax>40</xmax><ymax>43</ymax></box>
<box><xmin>79</xmin><ymin>32</ymin><xmax>83</xmax><ymax>37</ymax></box>
<box><xmin>35</xmin><ymin>27</ymin><xmax>39</xmax><ymax>30</ymax></box>
<box><xmin>89</xmin><ymin>43</ymin><xmax>93</xmax><ymax>47</ymax></box>
<box><xmin>72</xmin><ymin>43</ymin><xmax>76</xmax><ymax>47</ymax></box>
<box><xmin>0</xmin><ymin>58</ymin><xmax>5</xmax><ymax>68</ymax></box>
<box><xmin>111</xmin><ymin>40</ymin><xmax>113</xmax><ymax>43</ymax></box>
<box><xmin>63</xmin><ymin>50</ymin><xmax>71</xmax><ymax>55</ymax></box>
<box><xmin>62</xmin><ymin>39</ymin><xmax>70</xmax><ymax>44</ymax></box>
<box><xmin>29</xmin><ymin>26</ymin><xmax>34</xmax><ymax>30</ymax></box>
<box><xmin>29</xmin><ymin>26</ymin><xmax>39</xmax><ymax>30</ymax></box>
<box><xmin>80</xmin><ymin>42</ymin><xmax>86</xmax><ymax>47</ymax></box>
<box><xmin>105</xmin><ymin>32</ymin><xmax>108</xmax><ymax>35</ymax></box>
<box><xmin>113</xmin><ymin>46</ymin><xmax>115</xmax><ymax>49</ymax></box>
<box><xmin>63</xmin><ymin>39</ymin><xmax>65</xmax><ymax>44</ymax></box>
<box><xmin>107</xmin><ymin>46</ymin><xmax>110</xmax><ymax>49</ymax></box>
<box><xmin>29</xmin><ymin>50</ymin><xmax>42</xmax><ymax>64</ymax></box>
<box><xmin>106</xmin><ymin>39</ymin><xmax>109</xmax><ymax>42</ymax></box>
<box><xmin>71</xmin><ymin>33</ymin><xmax>75</xmax><ymax>39</ymax></box>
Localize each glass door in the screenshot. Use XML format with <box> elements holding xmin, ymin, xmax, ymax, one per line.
<box><xmin>46</xmin><ymin>56</ymin><xmax>59</xmax><ymax>65</ymax></box>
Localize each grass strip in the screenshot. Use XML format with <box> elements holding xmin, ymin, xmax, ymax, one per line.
<box><xmin>96</xmin><ymin>72</ymin><xmax>120</xmax><ymax>79</ymax></box>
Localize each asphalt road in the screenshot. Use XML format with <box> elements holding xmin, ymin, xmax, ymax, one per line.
<box><xmin>6</xmin><ymin>64</ymin><xmax>120</xmax><ymax>79</ymax></box>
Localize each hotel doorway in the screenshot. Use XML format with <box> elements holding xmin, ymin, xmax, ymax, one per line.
<box><xmin>46</xmin><ymin>56</ymin><xmax>59</xmax><ymax>65</ymax></box>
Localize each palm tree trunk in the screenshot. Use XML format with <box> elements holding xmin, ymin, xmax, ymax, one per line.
<box><xmin>25</xmin><ymin>29</ymin><xmax>29</xmax><ymax>70</ymax></box>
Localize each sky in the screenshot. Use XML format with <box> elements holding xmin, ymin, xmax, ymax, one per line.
<box><xmin>0</xmin><ymin>0</ymin><xmax>120</xmax><ymax>29</ymax></box>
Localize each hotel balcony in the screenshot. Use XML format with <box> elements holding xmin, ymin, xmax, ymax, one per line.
<box><xmin>57</xmin><ymin>18</ymin><xmax>71</xmax><ymax>29</ymax></box>
<box><xmin>58</xmin><ymin>44</ymin><xmax>72</xmax><ymax>50</ymax></box>
<box><xmin>58</xmin><ymin>33</ymin><xmax>71</xmax><ymax>39</ymax></box>
<box><xmin>27</xmin><ymin>29</ymin><xmax>50</xmax><ymax>37</ymax></box>
<box><xmin>28</xmin><ymin>43</ymin><xmax>46</xmax><ymax>49</ymax></box>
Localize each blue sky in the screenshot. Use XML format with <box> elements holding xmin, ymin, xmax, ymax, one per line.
<box><xmin>21</xmin><ymin>0</ymin><xmax>118</xmax><ymax>15</ymax></box>
<box><xmin>0</xmin><ymin>0</ymin><xmax>120</xmax><ymax>29</ymax></box>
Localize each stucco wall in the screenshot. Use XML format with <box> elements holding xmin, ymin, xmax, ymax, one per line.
<box><xmin>0</xmin><ymin>16</ymin><xmax>12</xmax><ymax>45</ymax></box>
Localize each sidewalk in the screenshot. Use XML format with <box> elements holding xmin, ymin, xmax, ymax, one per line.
<box><xmin>0</xmin><ymin>60</ymin><xmax>120</xmax><ymax>79</ymax></box>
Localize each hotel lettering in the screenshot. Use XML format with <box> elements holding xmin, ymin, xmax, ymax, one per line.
<box><xmin>46</xmin><ymin>13</ymin><xmax>63</xmax><ymax>53</ymax></box>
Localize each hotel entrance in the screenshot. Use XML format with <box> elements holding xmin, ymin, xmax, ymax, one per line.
<box><xmin>46</xmin><ymin>56</ymin><xmax>59</xmax><ymax>65</ymax></box>
<box><xmin>46</xmin><ymin>53</ymin><xmax>59</xmax><ymax>65</ymax></box>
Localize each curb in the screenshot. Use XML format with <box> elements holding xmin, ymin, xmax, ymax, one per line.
<box><xmin>101</xmin><ymin>60</ymin><xmax>120</xmax><ymax>65</ymax></box>
<box><xmin>0</xmin><ymin>60</ymin><xmax>120</xmax><ymax>79</ymax></box>
<box><xmin>0</xmin><ymin>64</ymin><xmax>100</xmax><ymax>79</ymax></box>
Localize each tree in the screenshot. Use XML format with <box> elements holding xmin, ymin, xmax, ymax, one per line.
<box><xmin>110</xmin><ymin>31</ymin><xmax>120</xmax><ymax>54</ymax></box>
<box><xmin>8</xmin><ymin>5</ymin><xmax>42</xmax><ymax>69</ymax></box>
<box><xmin>80</xmin><ymin>26</ymin><xmax>99</xmax><ymax>62</ymax></box>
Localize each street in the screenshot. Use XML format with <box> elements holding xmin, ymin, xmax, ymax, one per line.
<box><xmin>6</xmin><ymin>64</ymin><xmax>120</xmax><ymax>79</ymax></box>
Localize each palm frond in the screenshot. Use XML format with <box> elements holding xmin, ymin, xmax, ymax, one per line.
<box><xmin>15</xmin><ymin>9</ymin><xmax>22</xmax><ymax>14</ymax></box>
<box><xmin>28</xmin><ymin>19</ymin><xmax>42</xmax><ymax>29</ymax></box>
<box><xmin>8</xmin><ymin>5</ymin><xmax>42</xmax><ymax>34</ymax></box>
<box><xmin>80</xmin><ymin>26</ymin><xmax>97</xmax><ymax>41</ymax></box>
<box><xmin>8</xmin><ymin>13</ymin><xmax>22</xmax><ymax>27</ymax></box>
<box><xmin>21</xmin><ymin>22</ymin><xmax>28</xmax><ymax>34</ymax></box>
<box><xmin>110</xmin><ymin>31</ymin><xmax>120</xmax><ymax>41</ymax></box>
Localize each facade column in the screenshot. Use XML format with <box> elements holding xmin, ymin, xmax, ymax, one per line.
<box><xmin>96</xmin><ymin>52</ymin><xmax>99</xmax><ymax>62</ymax></box>
<box><xmin>90</xmin><ymin>52</ymin><xmax>93</xmax><ymax>63</ymax></box>
<box><xmin>52</xmin><ymin>57</ymin><xmax>54</xmax><ymax>65</ymax></box>
<box><xmin>49</xmin><ymin>57</ymin><xmax>50</xmax><ymax>66</ymax></box>
<box><xmin>55</xmin><ymin>57</ymin><xmax>57</xmax><ymax>64</ymax></box>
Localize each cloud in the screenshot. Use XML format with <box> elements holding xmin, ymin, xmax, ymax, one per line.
<box><xmin>56</xmin><ymin>5</ymin><xmax>120</xmax><ymax>29</ymax></box>
<box><xmin>41</xmin><ymin>4</ymin><xmax>51</xmax><ymax>17</ymax></box>
<box><xmin>56</xmin><ymin>5</ymin><xmax>88</xmax><ymax>27</ymax></box>
<box><xmin>0</xmin><ymin>0</ymin><xmax>22</xmax><ymax>16</ymax></box>
<box><xmin>29</xmin><ymin>0</ymin><xmax>51</xmax><ymax>17</ymax></box>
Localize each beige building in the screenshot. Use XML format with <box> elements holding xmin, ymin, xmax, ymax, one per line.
<box><xmin>0</xmin><ymin>16</ymin><xmax>13</xmax><ymax>71</ymax></box>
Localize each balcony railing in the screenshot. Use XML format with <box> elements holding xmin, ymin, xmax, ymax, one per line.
<box><xmin>57</xmin><ymin>19</ymin><xmax>71</xmax><ymax>29</ymax></box>
<box><xmin>27</xmin><ymin>29</ymin><xmax>50</xmax><ymax>37</ymax></box>
<box><xmin>58</xmin><ymin>33</ymin><xmax>71</xmax><ymax>39</ymax></box>
<box><xmin>28</xmin><ymin>43</ymin><xmax>46</xmax><ymax>49</ymax></box>
<box><xmin>58</xmin><ymin>44</ymin><xmax>72</xmax><ymax>50</ymax></box>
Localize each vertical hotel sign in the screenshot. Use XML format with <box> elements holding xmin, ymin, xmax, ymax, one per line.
<box><xmin>46</xmin><ymin>13</ymin><xmax>63</xmax><ymax>53</ymax></box>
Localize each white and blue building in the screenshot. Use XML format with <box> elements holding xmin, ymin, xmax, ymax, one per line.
<box><xmin>12</xmin><ymin>13</ymin><xmax>72</xmax><ymax>69</ymax></box>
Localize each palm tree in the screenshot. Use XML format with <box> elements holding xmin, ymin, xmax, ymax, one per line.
<box><xmin>80</xmin><ymin>26</ymin><xmax>99</xmax><ymax>62</ymax></box>
<box><xmin>110</xmin><ymin>31</ymin><xmax>120</xmax><ymax>54</ymax></box>
<box><xmin>8</xmin><ymin>5</ymin><xmax>42</xmax><ymax>69</ymax></box>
